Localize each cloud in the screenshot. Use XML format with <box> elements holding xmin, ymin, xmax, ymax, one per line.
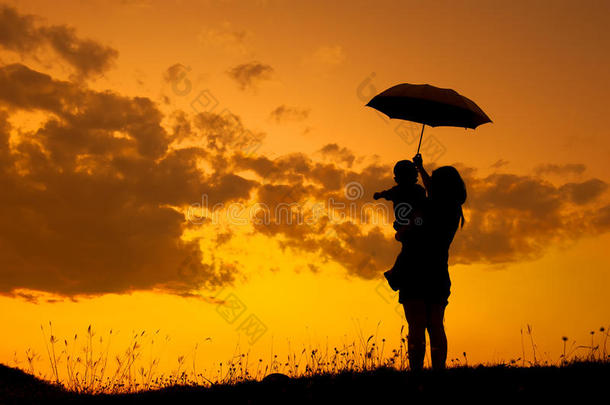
<box><xmin>450</xmin><ymin>171</ymin><xmax>610</xmax><ymax>265</ymax></box>
<box><xmin>559</xmin><ymin>179</ymin><xmax>608</xmax><ymax>205</ymax></box>
<box><xmin>198</xmin><ymin>22</ymin><xmax>251</xmax><ymax>54</ymax></box>
<box><xmin>162</xmin><ymin>63</ymin><xmax>193</xmax><ymax>98</ymax></box>
<box><xmin>163</xmin><ymin>63</ymin><xmax>190</xmax><ymax>84</ymax></box>
<box><xmin>0</xmin><ymin>63</ymin><xmax>258</xmax><ymax>299</ymax></box>
<box><xmin>0</xmin><ymin>5</ymin><xmax>118</xmax><ymax>79</ymax></box>
<box><xmin>38</xmin><ymin>25</ymin><xmax>118</xmax><ymax>79</ymax></box>
<box><xmin>231</xmin><ymin>151</ymin><xmax>610</xmax><ymax>273</ymax></box>
<box><xmin>226</xmin><ymin>61</ymin><xmax>273</xmax><ymax>90</ymax></box>
<box><xmin>318</xmin><ymin>143</ymin><xmax>356</xmax><ymax>168</ymax></box>
<box><xmin>303</xmin><ymin>45</ymin><xmax>346</xmax><ymax>73</ymax></box>
<box><xmin>490</xmin><ymin>159</ymin><xmax>509</xmax><ymax>169</ymax></box>
<box><xmin>0</xmin><ymin>63</ymin><xmax>168</xmax><ymax>158</ymax></box>
<box><xmin>269</xmin><ymin>105</ymin><xmax>310</xmax><ymax>123</ymax></box>
<box><xmin>194</xmin><ymin>110</ymin><xmax>265</xmax><ymax>157</ymax></box>
<box><xmin>534</xmin><ymin>163</ymin><xmax>586</xmax><ymax>177</ymax></box>
<box><xmin>0</xmin><ymin>4</ymin><xmax>39</xmax><ymax>53</ymax></box>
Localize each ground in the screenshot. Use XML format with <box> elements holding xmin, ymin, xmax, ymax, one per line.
<box><xmin>1</xmin><ymin>362</ymin><xmax>608</xmax><ymax>404</ymax></box>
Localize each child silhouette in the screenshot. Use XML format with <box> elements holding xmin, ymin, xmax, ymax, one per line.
<box><xmin>374</xmin><ymin>160</ymin><xmax>426</xmax><ymax>290</ymax></box>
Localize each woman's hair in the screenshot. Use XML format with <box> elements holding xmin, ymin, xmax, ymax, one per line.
<box><xmin>430</xmin><ymin>166</ymin><xmax>467</xmax><ymax>227</ymax></box>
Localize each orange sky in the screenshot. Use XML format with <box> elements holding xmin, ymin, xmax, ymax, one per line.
<box><xmin>0</xmin><ymin>0</ymin><xmax>609</xmax><ymax>380</ymax></box>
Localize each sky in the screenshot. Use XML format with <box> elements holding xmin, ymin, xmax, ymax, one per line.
<box><xmin>0</xmin><ymin>0</ymin><xmax>609</xmax><ymax>379</ymax></box>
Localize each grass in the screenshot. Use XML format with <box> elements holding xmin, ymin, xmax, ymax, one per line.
<box><xmin>14</xmin><ymin>322</ymin><xmax>414</xmax><ymax>394</ymax></box>
<box><xmin>3</xmin><ymin>322</ymin><xmax>608</xmax><ymax>404</ymax></box>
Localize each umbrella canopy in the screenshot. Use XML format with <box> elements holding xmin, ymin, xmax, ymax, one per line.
<box><xmin>366</xmin><ymin>83</ymin><xmax>492</xmax><ymax>129</ymax></box>
<box><xmin>365</xmin><ymin>83</ymin><xmax>492</xmax><ymax>154</ymax></box>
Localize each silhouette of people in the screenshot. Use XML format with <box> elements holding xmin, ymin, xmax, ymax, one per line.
<box><xmin>381</xmin><ymin>153</ymin><xmax>466</xmax><ymax>371</ymax></box>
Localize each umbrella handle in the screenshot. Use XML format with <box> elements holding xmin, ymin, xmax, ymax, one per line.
<box><xmin>416</xmin><ymin>123</ymin><xmax>425</xmax><ymax>154</ymax></box>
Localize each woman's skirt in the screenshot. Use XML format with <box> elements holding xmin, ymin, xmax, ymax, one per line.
<box><xmin>393</xmin><ymin>243</ymin><xmax>451</xmax><ymax>306</ymax></box>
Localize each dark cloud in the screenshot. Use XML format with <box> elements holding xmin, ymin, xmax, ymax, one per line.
<box><xmin>233</xmin><ymin>150</ymin><xmax>610</xmax><ymax>273</ymax></box>
<box><xmin>451</xmin><ymin>171</ymin><xmax>609</xmax><ymax>265</ymax></box>
<box><xmin>269</xmin><ymin>105</ymin><xmax>310</xmax><ymax>123</ymax></box>
<box><xmin>163</xmin><ymin>63</ymin><xmax>189</xmax><ymax>83</ymax></box>
<box><xmin>591</xmin><ymin>204</ymin><xmax>610</xmax><ymax>230</ymax></box>
<box><xmin>193</xmin><ymin>110</ymin><xmax>264</xmax><ymax>157</ymax></box>
<box><xmin>215</xmin><ymin>231</ymin><xmax>233</xmax><ymax>246</ymax></box>
<box><xmin>0</xmin><ymin>4</ymin><xmax>39</xmax><ymax>52</ymax></box>
<box><xmin>318</xmin><ymin>143</ymin><xmax>356</xmax><ymax>168</ymax></box>
<box><xmin>489</xmin><ymin>159</ymin><xmax>509</xmax><ymax>169</ymax></box>
<box><xmin>559</xmin><ymin>179</ymin><xmax>607</xmax><ymax>205</ymax></box>
<box><xmin>38</xmin><ymin>25</ymin><xmax>118</xmax><ymax>79</ymax></box>
<box><xmin>0</xmin><ymin>64</ymin><xmax>168</xmax><ymax>159</ymax></box>
<box><xmin>0</xmin><ymin>63</ymin><xmax>257</xmax><ymax>299</ymax></box>
<box><xmin>0</xmin><ymin>5</ymin><xmax>118</xmax><ymax>79</ymax></box>
<box><xmin>163</xmin><ymin>63</ymin><xmax>192</xmax><ymax>98</ymax></box>
<box><xmin>226</xmin><ymin>61</ymin><xmax>273</xmax><ymax>90</ymax></box>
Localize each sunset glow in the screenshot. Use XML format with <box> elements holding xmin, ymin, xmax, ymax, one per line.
<box><xmin>1</xmin><ymin>0</ymin><xmax>609</xmax><ymax>384</ymax></box>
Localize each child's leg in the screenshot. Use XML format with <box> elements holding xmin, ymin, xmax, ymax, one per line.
<box><xmin>426</xmin><ymin>302</ymin><xmax>448</xmax><ymax>370</ymax></box>
<box><xmin>402</xmin><ymin>300</ymin><xmax>427</xmax><ymax>371</ymax></box>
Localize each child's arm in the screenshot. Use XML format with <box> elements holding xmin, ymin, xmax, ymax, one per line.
<box><xmin>413</xmin><ymin>154</ymin><xmax>431</xmax><ymax>194</ymax></box>
<box><xmin>373</xmin><ymin>188</ymin><xmax>395</xmax><ymax>201</ymax></box>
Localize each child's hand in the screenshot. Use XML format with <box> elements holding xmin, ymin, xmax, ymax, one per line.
<box><xmin>413</xmin><ymin>153</ymin><xmax>423</xmax><ymax>169</ymax></box>
<box><xmin>373</xmin><ymin>192</ymin><xmax>381</xmax><ymax>200</ymax></box>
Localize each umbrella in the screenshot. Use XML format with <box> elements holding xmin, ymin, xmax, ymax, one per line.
<box><xmin>365</xmin><ymin>83</ymin><xmax>492</xmax><ymax>153</ymax></box>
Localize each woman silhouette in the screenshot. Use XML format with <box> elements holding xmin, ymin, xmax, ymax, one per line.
<box><xmin>394</xmin><ymin>153</ymin><xmax>466</xmax><ymax>371</ymax></box>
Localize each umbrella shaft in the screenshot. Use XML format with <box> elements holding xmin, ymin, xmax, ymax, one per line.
<box><xmin>416</xmin><ymin>124</ymin><xmax>425</xmax><ymax>154</ymax></box>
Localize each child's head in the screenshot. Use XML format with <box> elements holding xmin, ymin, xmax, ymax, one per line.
<box><xmin>393</xmin><ymin>160</ymin><xmax>418</xmax><ymax>184</ymax></box>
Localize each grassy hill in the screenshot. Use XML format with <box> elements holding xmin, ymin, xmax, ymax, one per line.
<box><xmin>1</xmin><ymin>361</ymin><xmax>608</xmax><ymax>404</ymax></box>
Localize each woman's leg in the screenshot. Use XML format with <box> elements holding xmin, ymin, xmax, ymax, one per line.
<box><xmin>426</xmin><ymin>302</ymin><xmax>447</xmax><ymax>370</ymax></box>
<box><xmin>402</xmin><ymin>300</ymin><xmax>427</xmax><ymax>371</ymax></box>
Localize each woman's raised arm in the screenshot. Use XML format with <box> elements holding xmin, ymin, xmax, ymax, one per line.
<box><xmin>413</xmin><ymin>153</ymin><xmax>431</xmax><ymax>194</ymax></box>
